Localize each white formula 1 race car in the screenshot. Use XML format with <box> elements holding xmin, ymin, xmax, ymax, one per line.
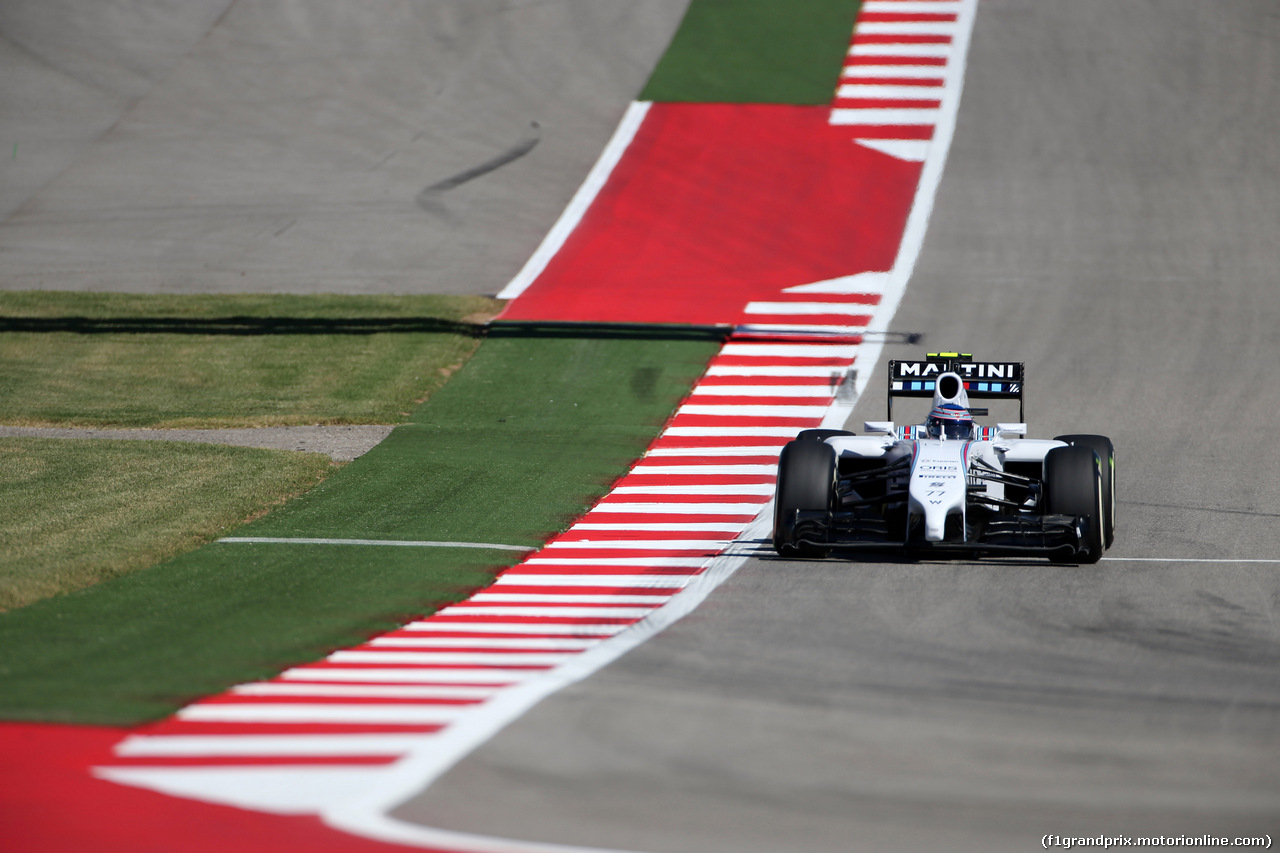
<box><xmin>773</xmin><ymin>353</ymin><xmax>1115</xmax><ymax>563</ymax></box>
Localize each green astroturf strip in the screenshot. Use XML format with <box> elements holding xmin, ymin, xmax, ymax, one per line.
<box><xmin>639</xmin><ymin>0</ymin><xmax>862</xmax><ymax>104</ymax></box>
<box><xmin>0</xmin><ymin>329</ymin><xmax>722</xmax><ymax>725</ymax></box>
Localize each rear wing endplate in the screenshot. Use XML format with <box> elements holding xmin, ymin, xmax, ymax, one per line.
<box><xmin>887</xmin><ymin>352</ymin><xmax>1025</xmax><ymax>422</ymax></box>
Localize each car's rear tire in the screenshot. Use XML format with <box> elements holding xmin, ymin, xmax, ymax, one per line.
<box><xmin>1054</xmin><ymin>434</ymin><xmax>1115</xmax><ymax>548</ymax></box>
<box><xmin>1043</xmin><ymin>445</ymin><xmax>1104</xmax><ymax>564</ymax></box>
<box><xmin>773</xmin><ymin>439</ymin><xmax>837</xmax><ymax>557</ymax></box>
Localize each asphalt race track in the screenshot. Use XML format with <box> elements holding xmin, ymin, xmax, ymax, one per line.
<box><xmin>392</xmin><ymin>2</ymin><xmax>1280</xmax><ymax>850</ymax></box>
<box><xmin>0</xmin><ymin>0</ymin><xmax>689</xmax><ymax>295</ymax></box>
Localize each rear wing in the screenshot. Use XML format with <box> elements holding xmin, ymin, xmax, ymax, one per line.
<box><xmin>887</xmin><ymin>352</ymin><xmax>1025</xmax><ymax>421</ymax></box>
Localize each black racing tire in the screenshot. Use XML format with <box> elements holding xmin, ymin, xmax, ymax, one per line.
<box><xmin>795</xmin><ymin>428</ymin><xmax>855</xmax><ymax>442</ymax></box>
<box><xmin>1043</xmin><ymin>445</ymin><xmax>1104</xmax><ymax>564</ymax></box>
<box><xmin>1054</xmin><ymin>434</ymin><xmax>1115</xmax><ymax>549</ymax></box>
<box><xmin>772</xmin><ymin>439</ymin><xmax>837</xmax><ymax>557</ymax></box>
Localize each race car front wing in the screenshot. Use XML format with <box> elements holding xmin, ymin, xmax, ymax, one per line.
<box><xmin>786</xmin><ymin>509</ymin><xmax>1097</xmax><ymax>560</ymax></box>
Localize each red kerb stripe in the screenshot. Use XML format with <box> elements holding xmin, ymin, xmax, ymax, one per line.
<box><xmin>190</xmin><ymin>694</ymin><xmax>486</xmax><ymax>707</ymax></box>
<box><xmin>102</xmin><ymin>755</ymin><xmax>404</xmax><ymax>767</ymax></box>
<box><xmin>838</xmin><ymin>125</ymin><xmax>935</xmax><ymax>140</ymax></box>
<box><xmin>843</xmin><ymin>76</ymin><xmax>944</xmax><ymax>87</ymax></box>
<box><xmin>858</xmin><ymin>13</ymin><xmax>958</xmax><ymax>23</ymax></box>
<box><xmin>846</xmin><ymin>55</ymin><xmax>947</xmax><ymax>66</ymax></box>
<box><xmin>832</xmin><ymin>99</ymin><xmax>942</xmax><ymax>111</ymax></box>
<box><xmin>133</xmin><ymin>721</ymin><xmax>450</xmax><ymax>736</ymax></box>
<box><xmin>854</xmin><ymin>34</ymin><xmax>953</xmax><ymax>45</ymax></box>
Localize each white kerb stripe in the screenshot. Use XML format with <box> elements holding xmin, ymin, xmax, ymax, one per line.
<box><xmin>862</xmin><ymin>1</ymin><xmax>964</xmax><ymax>14</ymax></box>
<box><xmin>641</xmin><ymin>447</ymin><xmax>784</xmax><ymax>458</ymax></box>
<box><xmin>469</xmin><ymin>594</ymin><xmax>673</xmax><ymax>605</ymax></box>
<box><xmin>432</xmin><ymin>606</ymin><xmax>659</xmax><ymax>619</ymax></box>
<box><xmin>275</xmin><ymin>666</ymin><xmax>540</xmax><ymax>686</ymax></box>
<box><xmin>328</xmin><ymin>651</ymin><xmax>576</xmax><ymax>666</ymax></box>
<box><xmin>830</xmin><ymin>108</ymin><xmax>941</xmax><ymax>126</ymax></box>
<box><xmin>677</xmin><ymin>404</ymin><xmax>829</xmax><ymax>417</ymax></box>
<box><xmin>489</xmin><ymin>574</ymin><xmax>693</xmax><ymax>588</ymax></box>
<box><xmin>856</xmin><ymin>21</ymin><xmax>958</xmax><ymax>36</ymax></box>
<box><xmin>565</xmin><ymin>523</ymin><xmax>746</xmax><ymax>534</ymax></box>
<box><xmin>230</xmin><ymin>683</ymin><xmax>499</xmax><ymax>700</ymax></box>
<box><xmin>662</xmin><ymin>427</ymin><xmax>800</xmax><ymax>438</ymax></box>
<box><xmin>857</xmin><ymin>139</ymin><xmax>932</xmax><ymax>163</ymax></box>
<box><xmin>278</xmin><ymin>666</ymin><xmax>543</xmax><ymax>682</ymax></box>
<box><xmin>734</xmin><ymin>324</ymin><xmax>870</xmax><ymax>335</ymax></box>
<box><xmin>836</xmin><ymin>84</ymin><xmax>946</xmax><ymax>100</ymax></box>
<box><xmin>177</xmin><ymin>704</ymin><xmax>472</xmax><ymax>725</ymax></box>
<box><xmin>844</xmin><ymin>65</ymin><xmax>948</xmax><ymax>80</ymax></box>
<box><xmin>690</xmin><ymin>385</ymin><xmax>834</xmax><ymax>398</ymax></box>
<box><xmin>93</xmin><ymin>766</ymin><xmax>396</xmax><ymax>815</ymax></box>
<box><xmin>543</xmin><ymin>538</ymin><xmax>734</xmax><ymax>548</ymax></box>
<box><xmin>368</xmin><ymin>637</ymin><xmax>598</xmax><ymax>650</ymax></box>
<box><xmin>116</xmin><ymin>734</ymin><xmax>434</xmax><ymax>758</ymax></box>
<box><xmin>519</xmin><ymin>550</ymin><xmax>706</xmax><ymax>563</ymax></box>
<box><xmin>629</xmin><ymin>464</ymin><xmax>776</xmax><ymax>475</ymax></box>
<box><xmin>744</xmin><ymin>301</ymin><xmax>876</xmax><ymax>315</ymax></box>
<box><xmin>587</xmin><ymin>501</ymin><xmax>765</xmax><ymax>514</ymax></box>
<box><xmin>850</xmin><ymin>43</ymin><xmax>952</xmax><ymax>58</ymax></box>
<box><xmin>718</xmin><ymin>342</ymin><xmax>859</xmax><ymax>357</ymax></box>
<box><xmin>609</xmin><ymin>484</ymin><xmax>774</xmax><ymax>496</ymax></box>
<box><xmin>705</xmin><ymin>365</ymin><xmax>852</xmax><ymax>377</ymax></box>
<box><xmin>397</xmin><ymin>621</ymin><xmax>630</xmax><ymax>635</ymax></box>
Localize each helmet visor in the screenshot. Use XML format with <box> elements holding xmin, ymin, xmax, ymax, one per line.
<box><xmin>928</xmin><ymin>418</ymin><xmax>973</xmax><ymax>440</ymax></box>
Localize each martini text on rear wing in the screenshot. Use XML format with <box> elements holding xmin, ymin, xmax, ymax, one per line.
<box><xmin>887</xmin><ymin>352</ymin><xmax>1025</xmax><ymax>421</ymax></box>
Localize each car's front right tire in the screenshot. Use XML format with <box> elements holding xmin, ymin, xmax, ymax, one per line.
<box><xmin>1054</xmin><ymin>434</ymin><xmax>1115</xmax><ymax>548</ymax></box>
<box><xmin>1043</xmin><ymin>444</ymin><xmax>1105</xmax><ymax>564</ymax></box>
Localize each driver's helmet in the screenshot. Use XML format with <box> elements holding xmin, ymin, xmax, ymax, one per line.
<box><xmin>926</xmin><ymin>402</ymin><xmax>975</xmax><ymax>440</ymax></box>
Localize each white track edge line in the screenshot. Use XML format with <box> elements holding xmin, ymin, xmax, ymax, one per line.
<box><xmin>1101</xmin><ymin>558</ymin><xmax>1280</xmax><ymax>563</ymax></box>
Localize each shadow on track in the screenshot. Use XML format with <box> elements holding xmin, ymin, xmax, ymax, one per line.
<box><xmin>0</xmin><ymin>317</ymin><xmax>490</xmax><ymax>336</ymax></box>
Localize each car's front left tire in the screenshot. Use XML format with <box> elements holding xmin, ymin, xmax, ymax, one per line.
<box><xmin>773</xmin><ymin>439</ymin><xmax>837</xmax><ymax>557</ymax></box>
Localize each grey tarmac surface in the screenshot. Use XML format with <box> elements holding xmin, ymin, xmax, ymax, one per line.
<box><xmin>0</xmin><ymin>0</ymin><xmax>689</xmax><ymax>296</ymax></box>
<box><xmin>392</xmin><ymin>2</ymin><xmax>1280</xmax><ymax>851</ymax></box>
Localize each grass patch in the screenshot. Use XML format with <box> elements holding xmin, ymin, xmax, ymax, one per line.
<box><xmin>0</xmin><ymin>545</ymin><xmax>507</xmax><ymax>726</ymax></box>
<box><xmin>0</xmin><ymin>439</ymin><xmax>334</xmax><ymax>612</ymax></box>
<box><xmin>247</xmin><ymin>327</ymin><xmax>726</xmax><ymax>546</ymax></box>
<box><xmin>0</xmin><ymin>291</ymin><xmax>498</xmax><ymax>427</ymax></box>
<box><xmin>0</xmin><ymin>329</ymin><xmax>723</xmax><ymax>725</ymax></box>
<box><xmin>639</xmin><ymin>0</ymin><xmax>862</xmax><ymax>104</ymax></box>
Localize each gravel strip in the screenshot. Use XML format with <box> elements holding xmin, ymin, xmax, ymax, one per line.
<box><xmin>0</xmin><ymin>425</ymin><xmax>396</xmax><ymax>462</ymax></box>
